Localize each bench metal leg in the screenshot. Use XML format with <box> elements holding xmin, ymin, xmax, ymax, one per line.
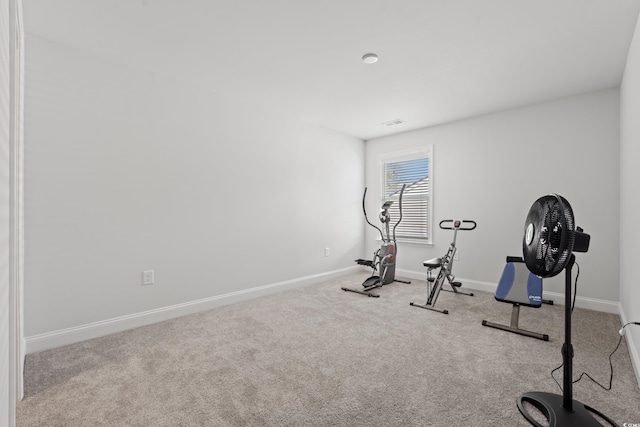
<box><xmin>482</xmin><ymin>304</ymin><xmax>549</xmax><ymax>341</ymax></box>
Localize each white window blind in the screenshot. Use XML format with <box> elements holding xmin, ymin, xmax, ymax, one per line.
<box><xmin>380</xmin><ymin>149</ymin><xmax>431</xmax><ymax>242</ymax></box>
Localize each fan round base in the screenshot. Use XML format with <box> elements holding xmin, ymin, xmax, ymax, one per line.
<box><xmin>517</xmin><ymin>391</ymin><xmax>618</xmax><ymax>427</ymax></box>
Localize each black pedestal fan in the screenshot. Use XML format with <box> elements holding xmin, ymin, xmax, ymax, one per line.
<box><xmin>517</xmin><ymin>194</ymin><xmax>618</xmax><ymax>427</ymax></box>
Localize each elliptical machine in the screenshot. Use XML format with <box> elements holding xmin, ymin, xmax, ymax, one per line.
<box><xmin>342</xmin><ymin>184</ymin><xmax>411</xmax><ymax>298</ymax></box>
<box><xmin>410</xmin><ymin>219</ymin><xmax>476</xmax><ymax>313</ymax></box>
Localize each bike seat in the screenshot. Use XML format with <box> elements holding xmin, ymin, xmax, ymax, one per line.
<box><xmin>423</xmin><ymin>257</ymin><xmax>442</xmax><ymax>268</ymax></box>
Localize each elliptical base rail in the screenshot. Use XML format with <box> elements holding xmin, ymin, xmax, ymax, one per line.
<box><xmin>341</xmin><ymin>286</ymin><xmax>381</xmax><ymax>298</ymax></box>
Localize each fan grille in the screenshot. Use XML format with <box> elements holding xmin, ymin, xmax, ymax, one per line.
<box><xmin>523</xmin><ymin>195</ymin><xmax>575</xmax><ymax>278</ymax></box>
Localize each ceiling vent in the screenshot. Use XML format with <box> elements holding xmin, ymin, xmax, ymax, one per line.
<box><xmin>382</xmin><ymin>119</ymin><xmax>405</xmax><ymax>127</ymax></box>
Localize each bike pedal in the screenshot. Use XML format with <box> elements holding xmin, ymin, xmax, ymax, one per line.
<box><xmin>452</xmin><ymin>282</ymin><xmax>462</xmax><ymax>287</ymax></box>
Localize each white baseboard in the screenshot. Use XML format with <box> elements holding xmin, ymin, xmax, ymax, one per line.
<box><xmin>619</xmin><ymin>305</ymin><xmax>640</xmax><ymax>388</ymax></box>
<box><xmin>398</xmin><ymin>269</ymin><xmax>621</xmax><ymax>314</ymax></box>
<box><xmin>539</xmin><ymin>291</ymin><xmax>620</xmax><ymax>314</ymax></box>
<box><xmin>25</xmin><ymin>266</ymin><xmax>359</xmax><ymax>354</ymax></box>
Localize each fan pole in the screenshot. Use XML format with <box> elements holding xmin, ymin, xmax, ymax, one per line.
<box><xmin>561</xmin><ymin>255</ymin><xmax>574</xmax><ymax>411</ymax></box>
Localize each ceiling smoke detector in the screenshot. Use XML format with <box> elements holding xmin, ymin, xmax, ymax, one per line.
<box><xmin>362</xmin><ymin>53</ymin><xmax>379</xmax><ymax>64</ymax></box>
<box><xmin>382</xmin><ymin>119</ymin><xmax>405</xmax><ymax>127</ymax></box>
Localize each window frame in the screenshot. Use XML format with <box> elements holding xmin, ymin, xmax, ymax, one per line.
<box><xmin>378</xmin><ymin>147</ymin><xmax>433</xmax><ymax>245</ymax></box>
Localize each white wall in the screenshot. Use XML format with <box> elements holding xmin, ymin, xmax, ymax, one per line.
<box><xmin>0</xmin><ymin>1</ymin><xmax>9</xmax><ymax>423</ymax></box>
<box><xmin>620</xmin><ymin>13</ymin><xmax>640</xmax><ymax>382</ymax></box>
<box><xmin>23</xmin><ymin>35</ymin><xmax>365</xmax><ymax>349</ymax></box>
<box><xmin>1</xmin><ymin>0</ymin><xmax>14</xmax><ymax>424</ymax></box>
<box><xmin>366</xmin><ymin>90</ymin><xmax>620</xmax><ymax>310</ymax></box>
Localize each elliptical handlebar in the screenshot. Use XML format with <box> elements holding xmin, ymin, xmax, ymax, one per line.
<box><xmin>362</xmin><ymin>187</ymin><xmax>384</xmax><ymax>240</ymax></box>
<box><xmin>392</xmin><ymin>184</ymin><xmax>406</xmax><ymax>243</ymax></box>
<box><xmin>439</xmin><ymin>219</ymin><xmax>477</xmax><ymax>231</ymax></box>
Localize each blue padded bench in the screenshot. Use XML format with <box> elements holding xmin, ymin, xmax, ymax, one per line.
<box><xmin>482</xmin><ymin>256</ymin><xmax>552</xmax><ymax>341</ymax></box>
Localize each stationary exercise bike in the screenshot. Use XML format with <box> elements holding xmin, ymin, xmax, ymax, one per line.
<box><xmin>342</xmin><ymin>184</ymin><xmax>411</xmax><ymax>297</ymax></box>
<box><xmin>410</xmin><ymin>219</ymin><xmax>476</xmax><ymax>313</ymax></box>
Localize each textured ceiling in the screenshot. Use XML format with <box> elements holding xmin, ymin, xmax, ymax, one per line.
<box><xmin>22</xmin><ymin>0</ymin><xmax>640</xmax><ymax>140</ymax></box>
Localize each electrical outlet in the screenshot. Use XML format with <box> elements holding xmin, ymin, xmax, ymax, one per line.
<box><xmin>324</xmin><ymin>248</ymin><xmax>330</xmax><ymax>257</ymax></box>
<box><xmin>142</xmin><ymin>270</ymin><xmax>154</xmax><ymax>285</ymax></box>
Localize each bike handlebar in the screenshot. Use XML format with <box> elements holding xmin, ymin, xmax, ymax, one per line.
<box><xmin>439</xmin><ymin>220</ymin><xmax>477</xmax><ymax>231</ymax></box>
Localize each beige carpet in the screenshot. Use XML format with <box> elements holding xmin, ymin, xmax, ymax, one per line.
<box><xmin>17</xmin><ymin>273</ymin><xmax>640</xmax><ymax>426</ymax></box>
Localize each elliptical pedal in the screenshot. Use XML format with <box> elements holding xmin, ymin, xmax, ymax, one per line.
<box><xmin>355</xmin><ymin>259</ymin><xmax>375</xmax><ymax>268</ymax></box>
<box><xmin>362</xmin><ymin>276</ymin><xmax>381</xmax><ymax>288</ymax></box>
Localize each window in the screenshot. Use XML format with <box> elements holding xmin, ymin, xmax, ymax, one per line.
<box><xmin>379</xmin><ymin>148</ymin><xmax>432</xmax><ymax>243</ymax></box>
